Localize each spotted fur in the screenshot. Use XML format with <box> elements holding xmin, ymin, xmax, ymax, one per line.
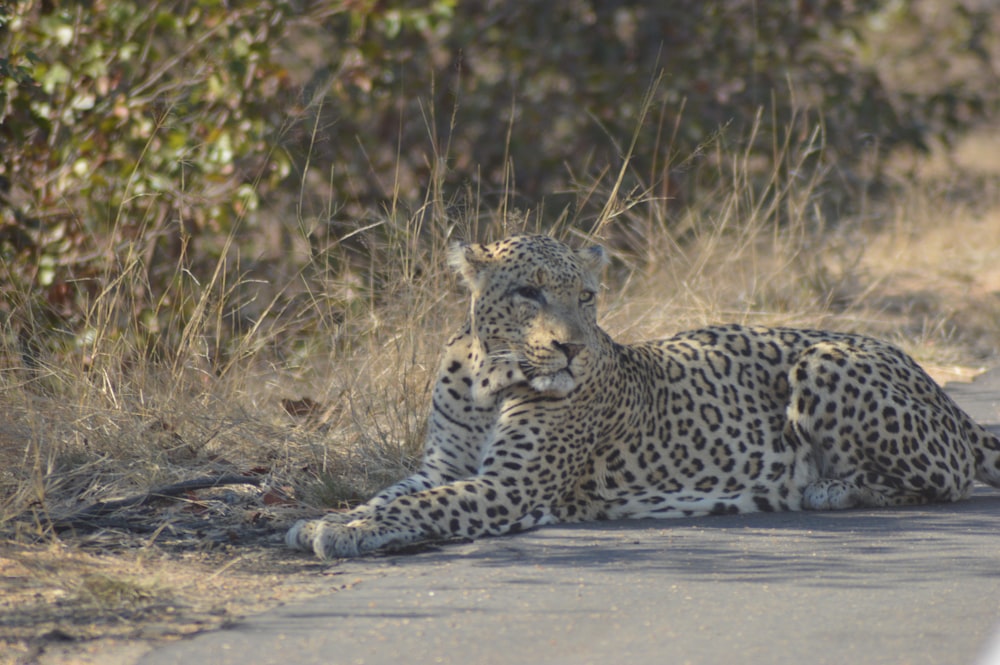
<box><xmin>287</xmin><ymin>235</ymin><xmax>1000</xmax><ymax>558</ymax></box>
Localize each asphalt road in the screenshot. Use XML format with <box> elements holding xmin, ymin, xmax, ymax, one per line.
<box><xmin>142</xmin><ymin>369</ymin><xmax>1000</xmax><ymax>665</ymax></box>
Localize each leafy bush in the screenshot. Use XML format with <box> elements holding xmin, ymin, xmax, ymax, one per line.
<box><xmin>1</xmin><ymin>0</ymin><xmax>295</xmax><ymax>347</ymax></box>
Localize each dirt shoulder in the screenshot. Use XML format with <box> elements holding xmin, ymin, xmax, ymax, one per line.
<box><xmin>0</xmin><ymin>510</ymin><xmax>349</xmax><ymax>665</ymax></box>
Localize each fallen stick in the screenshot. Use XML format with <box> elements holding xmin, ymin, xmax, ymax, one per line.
<box><xmin>53</xmin><ymin>474</ymin><xmax>263</xmax><ymax>531</ymax></box>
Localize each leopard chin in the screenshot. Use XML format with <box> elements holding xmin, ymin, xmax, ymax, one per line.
<box><xmin>529</xmin><ymin>369</ymin><xmax>576</xmax><ymax>396</ymax></box>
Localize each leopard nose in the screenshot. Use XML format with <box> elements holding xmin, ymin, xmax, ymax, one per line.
<box><xmin>553</xmin><ymin>341</ymin><xmax>585</xmax><ymax>361</ymax></box>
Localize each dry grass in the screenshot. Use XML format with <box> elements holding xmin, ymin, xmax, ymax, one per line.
<box><xmin>602</xmin><ymin>127</ymin><xmax>1000</xmax><ymax>377</ymax></box>
<box><xmin>0</xmin><ymin>540</ymin><xmax>347</xmax><ymax>664</ymax></box>
<box><xmin>2</xmin><ymin>122</ymin><xmax>1000</xmax><ymax>662</ymax></box>
<box><xmin>608</xmin><ymin>181</ymin><xmax>1000</xmax><ymax>363</ymax></box>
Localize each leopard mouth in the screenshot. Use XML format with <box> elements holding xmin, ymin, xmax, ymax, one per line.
<box><xmin>519</xmin><ymin>359</ymin><xmax>571</xmax><ymax>379</ymax></box>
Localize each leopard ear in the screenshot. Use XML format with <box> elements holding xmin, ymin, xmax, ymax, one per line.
<box><xmin>576</xmin><ymin>244</ymin><xmax>609</xmax><ymax>279</ymax></box>
<box><xmin>447</xmin><ymin>241</ymin><xmax>491</xmax><ymax>292</ymax></box>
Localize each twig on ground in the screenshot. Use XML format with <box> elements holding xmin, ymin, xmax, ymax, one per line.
<box><xmin>52</xmin><ymin>474</ymin><xmax>264</xmax><ymax>532</ymax></box>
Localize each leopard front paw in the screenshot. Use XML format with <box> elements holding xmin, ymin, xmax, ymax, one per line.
<box><xmin>285</xmin><ymin>507</ymin><xmax>373</xmax><ymax>551</ymax></box>
<box><xmin>311</xmin><ymin>520</ymin><xmax>365</xmax><ymax>559</ymax></box>
<box><xmin>285</xmin><ymin>518</ymin><xmax>320</xmax><ymax>551</ymax></box>
<box><xmin>286</xmin><ymin>518</ymin><xmax>368</xmax><ymax>558</ymax></box>
<box><xmin>802</xmin><ymin>479</ymin><xmax>860</xmax><ymax>510</ymax></box>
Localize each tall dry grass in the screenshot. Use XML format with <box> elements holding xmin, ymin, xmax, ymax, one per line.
<box><xmin>2</xmin><ymin>114</ymin><xmax>1000</xmax><ymax>549</ymax></box>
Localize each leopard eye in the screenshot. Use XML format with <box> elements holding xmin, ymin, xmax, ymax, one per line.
<box><xmin>513</xmin><ymin>285</ymin><xmax>544</xmax><ymax>302</ymax></box>
<box><xmin>579</xmin><ymin>290</ymin><xmax>596</xmax><ymax>305</ymax></box>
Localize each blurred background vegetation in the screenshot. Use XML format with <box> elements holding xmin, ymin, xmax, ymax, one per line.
<box><xmin>1</xmin><ymin>0</ymin><xmax>999</xmax><ymax>364</ymax></box>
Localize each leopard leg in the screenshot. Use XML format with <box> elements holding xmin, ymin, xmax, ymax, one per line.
<box><xmin>301</xmin><ymin>477</ymin><xmax>557</xmax><ymax>558</ymax></box>
<box><xmin>294</xmin><ymin>391</ymin><xmax>586</xmax><ymax>558</ymax></box>
<box><xmin>788</xmin><ymin>339</ymin><xmax>976</xmax><ymax>511</ymax></box>
<box><xmin>286</xmin><ymin>328</ymin><xmax>501</xmax><ymax>553</ymax></box>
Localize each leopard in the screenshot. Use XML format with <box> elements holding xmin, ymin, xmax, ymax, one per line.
<box><xmin>287</xmin><ymin>234</ymin><xmax>1000</xmax><ymax>558</ymax></box>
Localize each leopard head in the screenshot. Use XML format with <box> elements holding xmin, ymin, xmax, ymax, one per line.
<box><xmin>449</xmin><ymin>235</ymin><xmax>608</xmax><ymax>397</ymax></box>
